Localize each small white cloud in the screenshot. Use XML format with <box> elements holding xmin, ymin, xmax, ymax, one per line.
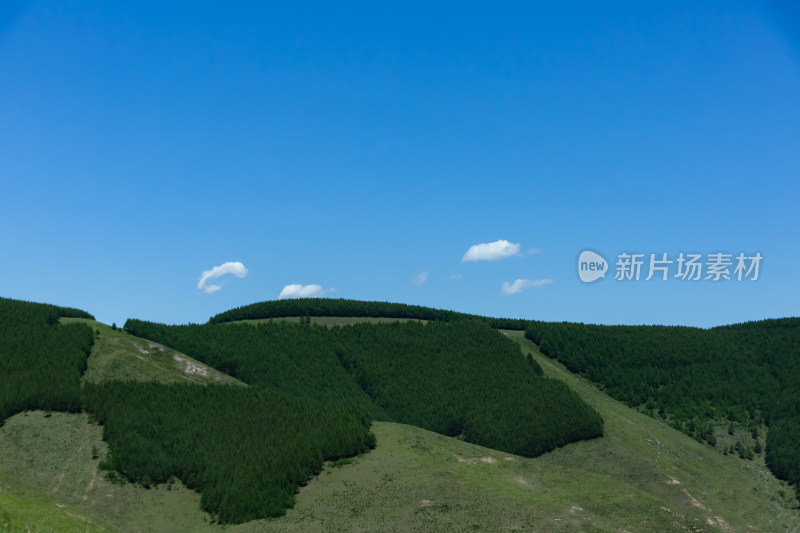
<box><xmin>525</xmin><ymin>248</ymin><xmax>542</xmax><ymax>256</ymax></box>
<box><xmin>500</xmin><ymin>278</ymin><xmax>553</xmax><ymax>295</ymax></box>
<box><xmin>450</xmin><ymin>273</ymin><xmax>463</xmax><ymax>280</ymax></box>
<box><xmin>411</xmin><ymin>271</ymin><xmax>429</xmax><ymax>287</ymax></box>
<box><xmin>198</xmin><ymin>261</ymin><xmax>248</xmax><ymax>294</ymax></box>
<box><xmin>462</xmin><ymin>240</ymin><xmax>521</xmax><ymax>262</ymax></box>
<box><xmin>278</xmin><ymin>283</ymin><xmax>327</xmax><ymax>299</ymax></box>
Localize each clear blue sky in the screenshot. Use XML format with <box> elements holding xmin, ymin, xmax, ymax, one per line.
<box><xmin>1</xmin><ymin>1</ymin><xmax>798</xmax><ymax>327</ymax></box>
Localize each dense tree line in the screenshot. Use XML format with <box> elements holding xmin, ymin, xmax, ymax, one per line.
<box><xmin>82</xmin><ymin>381</ymin><xmax>375</xmax><ymax>524</ymax></box>
<box><xmin>767</xmin><ymin>369</ymin><xmax>800</xmax><ymax>489</ymax></box>
<box><xmin>208</xmin><ymin>298</ymin><xmax>529</xmax><ymax>330</ymax></box>
<box><xmin>51</xmin><ymin>304</ymin><xmax>95</xmax><ymax>321</ymax></box>
<box><xmin>1</xmin><ymin>296</ymin><xmax>600</xmax><ymax>523</ymax></box>
<box><xmin>123</xmin><ymin>319</ymin><xmax>387</xmax><ymax>419</ymax></box>
<box><xmin>0</xmin><ymin>297</ymin><xmax>94</xmax><ymax>424</ymax></box>
<box><xmin>125</xmin><ymin>318</ymin><xmax>603</xmax><ymax>458</ymax></box>
<box><xmin>526</xmin><ymin>318</ymin><xmax>800</xmax><ymax>497</ymax></box>
<box><xmin>0</xmin><ymin>297</ymin><xmax>378</xmax><ymax>524</ymax></box>
<box><xmin>335</xmin><ymin>321</ymin><xmax>602</xmax><ymax>456</ymax></box>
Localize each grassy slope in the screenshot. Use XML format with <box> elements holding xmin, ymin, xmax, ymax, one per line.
<box><xmin>0</xmin><ymin>319</ymin><xmax>797</xmax><ymax>532</ymax></box>
<box><xmin>0</xmin><ymin>470</ymin><xmax>112</xmax><ymax>533</ymax></box>
<box><xmin>504</xmin><ymin>330</ymin><xmax>799</xmax><ymax>531</ymax></box>
<box><xmin>227</xmin><ymin>330</ymin><xmax>797</xmax><ymax>532</ymax></box>
<box><xmin>0</xmin><ymin>414</ymin><xmax>706</xmax><ymax>533</ymax></box>
<box><xmin>62</xmin><ymin>318</ymin><xmax>243</xmax><ymax>386</ymax></box>
<box><xmin>0</xmin><ymin>321</ymin><xmax>245</xmax><ymax>532</ymax></box>
<box><xmin>242</xmin><ymin>422</ymin><xmax>700</xmax><ymax>532</ymax></box>
<box><xmin>0</xmin><ymin>411</ymin><xmax>217</xmax><ymax>533</ymax></box>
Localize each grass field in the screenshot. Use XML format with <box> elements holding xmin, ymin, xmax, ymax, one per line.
<box><xmin>61</xmin><ymin>318</ymin><xmax>243</xmax><ymax>386</ymax></box>
<box><xmin>502</xmin><ymin>330</ymin><xmax>799</xmax><ymax>531</ymax></box>
<box><xmin>0</xmin><ymin>319</ymin><xmax>796</xmax><ymax>532</ymax></box>
<box><xmin>0</xmin><ymin>482</ymin><xmax>111</xmax><ymax>533</ymax></box>
<box><xmin>0</xmin><ymin>411</ymin><xmax>219</xmax><ymax>532</ymax></box>
<box><xmin>3</xmin><ymin>412</ymin><xmax>795</xmax><ymax>532</ymax></box>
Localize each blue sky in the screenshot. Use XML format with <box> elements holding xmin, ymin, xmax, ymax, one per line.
<box><xmin>1</xmin><ymin>1</ymin><xmax>798</xmax><ymax>327</ymax></box>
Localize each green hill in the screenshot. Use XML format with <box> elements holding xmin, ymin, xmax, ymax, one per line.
<box><xmin>2</xmin><ymin>327</ymin><xmax>796</xmax><ymax>532</ymax></box>
<box><xmin>1</xmin><ymin>296</ymin><xmax>799</xmax><ymax>531</ymax></box>
<box><xmin>1</xmin><ymin>298</ymin><xmax>375</xmax><ymax>525</ymax></box>
<box><xmin>526</xmin><ymin>318</ymin><xmax>800</xmax><ymax>500</ymax></box>
<box><xmin>123</xmin><ymin>318</ymin><xmax>603</xmax><ymax>459</ymax></box>
<box><xmin>208</xmin><ymin>297</ymin><xmax>528</xmax><ymax>329</ymax></box>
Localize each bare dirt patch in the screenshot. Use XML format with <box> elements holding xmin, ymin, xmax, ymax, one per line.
<box><xmin>455</xmin><ymin>454</ymin><xmax>497</xmax><ymax>464</ymax></box>
<box><xmin>683</xmin><ymin>489</ymin><xmax>709</xmax><ymax>511</ymax></box>
<box><xmin>659</xmin><ymin>506</ymin><xmax>685</xmax><ymax>520</ymax></box>
<box><xmin>173</xmin><ymin>355</ymin><xmax>209</xmax><ymax>376</ymax></box>
<box><xmin>83</xmin><ymin>465</ymin><xmax>99</xmax><ymax>501</ymax></box>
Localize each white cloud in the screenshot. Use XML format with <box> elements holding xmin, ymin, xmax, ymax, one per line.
<box><xmin>450</xmin><ymin>273</ymin><xmax>463</xmax><ymax>280</ymax></box>
<box><xmin>278</xmin><ymin>283</ymin><xmax>327</xmax><ymax>299</ymax></box>
<box><xmin>198</xmin><ymin>261</ymin><xmax>248</xmax><ymax>294</ymax></box>
<box><xmin>500</xmin><ymin>278</ymin><xmax>553</xmax><ymax>295</ymax></box>
<box><xmin>462</xmin><ymin>240</ymin><xmax>521</xmax><ymax>262</ymax></box>
<box><xmin>411</xmin><ymin>271</ymin><xmax>429</xmax><ymax>287</ymax></box>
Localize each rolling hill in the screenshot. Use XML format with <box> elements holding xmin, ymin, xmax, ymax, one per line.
<box><xmin>0</xmin><ymin>296</ymin><xmax>798</xmax><ymax>532</ymax></box>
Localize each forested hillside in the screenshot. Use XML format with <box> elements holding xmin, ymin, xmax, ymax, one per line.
<box><xmin>209</xmin><ymin>297</ymin><xmax>529</xmax><ymax>329</ymax></box>
<box><xmin>525</xmin><ymin>318</ymin><xmax>800</xmax><ymax>498</ymax></box>
<box><xmin>0</xmin><ymin>297</ymin><xmax>378</xmax><ymax>524</ymax></box>
<box><xmin>122</xmin><ymin>320</ymin><xmax>386</xmax><ymax>419</ymax></box>
<box><xmin>0</xmin><ymin>297</ymin><xmax>94</xmax><ymax>424</ymax></box>
<box><xmin>334</xmin><ymin>321</ymin><xmax>602</xmax><ymax>456</ymax></box>
<box><xmin>7</xmin><ymin>294</ymin><xmax>796</xmax><ymax>526</ymax></box>
<box><xmin>83</xmin><ymin>381</ymin><xmax>374</xmax><ymax>523</ymax></box>
<box><xmin>124</xmin><ymin>319</ymin><xmax>603</xmax><ymax>458</ymax></box>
